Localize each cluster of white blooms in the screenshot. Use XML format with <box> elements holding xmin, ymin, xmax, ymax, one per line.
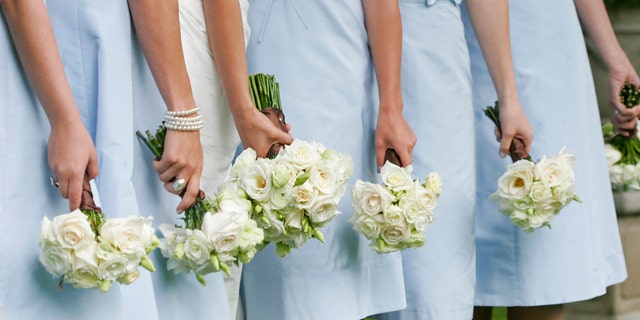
<box><xmin>158</xmin><ymin>187</ymin><xmax>264</xmax><ymax>283</ymax></box>
<box><xmin>228</xmin><ymin>139</ymin><xmax>353</xmax><ymax>257</ymax></box>
<box><xmin>604</xmin><ymin>144</ymin><xmax>640</xmax><ymax>191</ymax></box>
<box><xmin>350</xmin><ymin>162</ymin><xmax>442</xmax><ymax>253</ymax></box>
<box><xmin>490</xmin><ymin>147</ymin><xmax>581</xmax><ymax>232</ymax></box>
<box><xmin>39</xmin><ymin>210</ymin><xmax>158</xmax><ymax>292</ymax></box>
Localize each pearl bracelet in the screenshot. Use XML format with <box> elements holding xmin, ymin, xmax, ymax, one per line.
<box><xmin>163</xmin><ymin>114</ymin><xmax>203</xmax><ymax>123</ymax></box>
<box><xmin>163</xmin><ymin>120</ymin><xmax>204</xmax><ymax>131</ymax></box>
<box><xmin>164</xmin><ymin>106</ymin><xmax>200</xmax><ymax>117</ymax></box>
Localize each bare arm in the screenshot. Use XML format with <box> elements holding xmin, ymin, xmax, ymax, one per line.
<box><xmin>363</xmin><ymin>0</ymin><xmax>416</xmax><ymax>168</ymax></box>
<box><xmin>1</xmin><ymin>0</ymin><xmax>98</xmax><ymax>210</ymax></box>
<box><xmin>202</xmin><ymin>0</ymin><xmax>292</xmax><ymax>158</ymax></box>
<box><xmin>575</xmin><ymin>0</ymin><xmax>640</xmax><ymax>135</ymax></box>
<box><xmin>466</xmin><ymin>0</ymin><xmax>533</xmax><ymax>158</ymax></box>
<box><xmin>128</xmin><ymin>0</ymin><xmax>202</xmax><ymax>212</ymax></box>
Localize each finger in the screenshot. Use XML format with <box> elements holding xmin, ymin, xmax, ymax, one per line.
<box><xmin>498</xmin><ymin>133</ymin><xmax>514</xmax><ymax>158</ymax></box>
<box><xmin>375</xmin><ymin>145</ymin><xmax>386</xmax><ymax>170</ymax></box>
<box><xmin>153</xmin><ymin>157</ymin><xmax>173</xmax><ymax>177</ymax></box>
<box><xmin>177</xmin><ymin>175</ymin><xmax>199</xmax><ymax>213</ymax></box>
<box><xmin>86</xmin><ymin>153</ymin><xmax>99</xmax><ymax>180</ymax></box>
<box><xmin>494</xmin><ymin>127</ymin><xmax>502</xmax><ymax>143</ymax></box>
<box><xmin>276</xmin><ymin>129</ymin><xmax>293</xmax><ymax>145</ymax></box>
<box><xmin>158</xmin><ymin>163</ymin><xmax>182</xmax><ymax>183</ymax></box>
<box><xmin>395</xmin><ymin>148</ymin><xmax>412</xmax><ymax>168</ymax></box>
<box><xmin>67</xmin><ymin>174</ymin><xmax>83</xmax><ymax>210</ymax></box>
<box><xmin>58</xmin><ymin>176</ymin><xmax>70</xmax><ymax>201</ymax></box>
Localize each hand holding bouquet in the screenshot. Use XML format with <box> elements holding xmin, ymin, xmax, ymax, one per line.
<box><xmin>39</xmin><ymin>178</ymin><xmax>158</xmax><ymax>292</ymax></box>
<box><xmin>350</xmin><ymin>156</ymin><xmax>442</xmax><ymax>253</ymax></box>
<box><xmin>137</xmin><ymin>126</ymin><xmax>264</xmax><ymax>285</ymax></box>
<box><xmin>603</xmin><ymin>82</ymin><xmax>640</xmax><ymax>191</ymax></box>
<box><xmin>484</xmin><ymin>102</ymin><xmax>582</xmax><ymax>232</ymax></box>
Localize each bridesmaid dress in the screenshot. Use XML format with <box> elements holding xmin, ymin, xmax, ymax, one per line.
<box><xmin>462</xmin><ymin>0</ymin><xmax>627</xmax><ymax>306</ymax></box>
<box><xmin>240</xmin><ymin>1</ymin><xmax>406</xmax><ymax>319</ymax></box>
<box><xmin>379</xmin><ymin>0</ymin><xmax>476</xmax><ymax>319</ymax></box>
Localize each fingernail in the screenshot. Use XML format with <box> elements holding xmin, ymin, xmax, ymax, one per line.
<box><xmin>499</xmin><ymin>152</ymin><xmax>507</xmax><ymax>158</ymax></box>
<box><xmin>176</xmin><ymin>209</ymin><xmax>184</xmax><ymax>215</ymax></box>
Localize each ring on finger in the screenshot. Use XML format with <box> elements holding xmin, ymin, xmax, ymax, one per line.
<box><xmin>172</xmin><ymin>178</ymin><xmax>187</xmax><ymax>193</ymax></box>
<box><xmin>614</xmin><ymin>110</ymin><xmax>620</xmax><ymax>116</ymax></box>
<box><xmin>50</xmin><ymin>177</ymin><xmax>60</xmax><ymax>189</ymax></box>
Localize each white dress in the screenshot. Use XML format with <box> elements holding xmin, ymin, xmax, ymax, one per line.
<box><xmin>462</xmin><ymin>0</ymin><xmax>627</xmax><ymax>306</ymax></box>
<box><xmin>177</xmin><ymin>0</ymin><xmax>250</xmax><ymax>317</ymax></box>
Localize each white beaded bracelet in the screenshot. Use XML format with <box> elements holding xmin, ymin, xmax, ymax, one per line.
<box><xmin>164</xmin><ymin>106</ymin><xmax>200</xmax><ymax>117</ymax></box>
<box><xmin>163</xmin><ymin>114</ymin><xmax>203</xmax><ymax>123</ymax></box>
<box><xmin>163</xmin><ymin>120</ymin><xmax>204</xmax><ymax>131</ymax></box>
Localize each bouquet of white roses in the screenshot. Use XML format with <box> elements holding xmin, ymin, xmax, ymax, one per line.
<box><xmin>603</xmin><ymin>82</ymin><xmax>640</xmax><ymax>191</ymax></box>
<box><xmin>137</xmin><ymin>126</ymin><xmax>264</xmax><ymax>285</ymax></box>
<box><xmin>484</xmin><ymin>102</ymin><xmax>582</xmax><ymax>232</ymax></box>
<box><xmin>227</xmin><ymin>139</ymin><xmax>353</xmax><ymax>257</ymax></box>
<box><xmin>39</xmin><ymin>179</ymin><xmax>158</xmax><ymax>292</ymax></box>
<box><xmin>350</xmin><ymin>160</ymin><xmax>442</xmax><ymax>253</ymax></box>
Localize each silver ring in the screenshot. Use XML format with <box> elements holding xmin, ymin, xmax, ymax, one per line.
<box><xmin>50</xmin><ymin>177</ymin><xmax>60</xmax><ymax>189</ymax></box>
<box><xmin>614</xmin><ymin>110</ymin><xmax>620</xmax><ymax>116</ymax></box>
<box><xmin>172</xmin><ymin>178</ymin><xmax>186</xmax><ymax>193</ymax></box>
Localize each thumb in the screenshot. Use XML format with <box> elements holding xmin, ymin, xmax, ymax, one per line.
<box><xmin>86</xmin><ymin>152</ymin><xmax>99</xmax><ymax>180</ymax></box>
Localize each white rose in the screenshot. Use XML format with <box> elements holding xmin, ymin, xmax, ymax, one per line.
<box><xmin>609</xmin><ymin>165</ymin><xmax>624</xmax><ymax>189</ymax></box>
<box><xmin>269</xmin><ymin>186</ymin><xmax>293</xmax><ymax>211</ymax></box>
<box><xmin>528</xmin><ymin>181</ymin><xmax>552</xmax><ymax>203</ymax></box>
<box><xmin>380</xmin><ymin>162</ymin><xmax>413</xmax><ymax>191</ymax></box>
<box><xmin>74</xmin><ymin>240</ymin><xmax>99</xmax><ymax>271</ymax></box>
<box><xmin>183</xmin><ymin>229</ymin><xmax>211</xmax><ymax>266</ymax></box>
<box><xmin>413</xmin><ymin>212</ymin><xmax>433</xmax><ymax>232</ymax></box>
<box><xmin>350</xmin><ymin>214</ymin><xmax>383</xmax><ymax>239</ymax></box>
<box><xmin>218</xmin><ymin>197</ymin><xmax>252</xmax><ymax>215</ymax></box>
<box><xmin>399</xmin><ymin>196</ymin><xmax>420</xmax><ymax>223</ymax></box>
<box><xmin>201</xmin><ymin>211</ymin><xmax>244</xmax><ymax>254</ymax></box>
<box><xmin>96</xmin><ymin>242</ymin><xmax>133</xmax><ymax>280</ymax></box>
<box><xmin>39</xmin><ymin>243</ymin><xmax>73</xmax><ymax>278</ymax></box>
<box><xmin>423</xmin><ymin>172</ymin><xmax>443</xmax><ymax>196</ymax></box>
<box><xmin>383</xmin><ymin>205</ymin><xmax>405</xmax><ymax>226</ymax></box>
<box><xmin>535</xmin><ymin>158</ymin><xmax>569</xmax><ymax>188</ymax></box>
<box><xmin>40</xmin><ymin>216</ymin><xmax>56</xmax><ymax>245</ymax></box>
<box><xmin>65</xmin><ymin>267</ymin><xmax>101</xmax><ymax>289</ymax></box>
<box><xmin>308</xmin><ymin>200</ymin><xmax>339</xmax><ymax>226</ymax></box>
<box><xmin>309</xmin><ymin>162</ymin><xmax>338</xmax><ymax>196</ymax></box>
<box><xmin>496</xmin><ymin>160</ymin><xmax>535</xmax><ymax>200</ymax></box>
<box><xmin>52</xmin><ymin>209</ymin><xmax>95</xmax><ymax>250</ymax></box>
<box><xmin>292</xmin><ymin>181</ymin><xmax>318</xmax><ymax>209</ymax></box>
<box><xmin>604</xmin><ymin>144</ymin><xmax>622</xmax><ymax>167</ymax></box>
<box><xmin>380</xmin><ymin>224</ymin><xmax>410</xmax><ymax>245</ymax></box>
<box><xmin>552</xmin><ymin>146</ymin><xmax>576</xmax><ymax>172</ymax></box>
<box><xmin>237</xmin><ymin>219</ymin><xmax>264</xmax><ymax>251</ymax></box>
<box><xmin>280</xmin><ymin>139</ymin><xmax>321</xmax><ymax>170</ymax></box>
<box><xmin>412</xmin><ymin>181</ymin><xmax>438</xmax><ymax>211</ymax></box>
<box><xmin>240</xmin><ymin>159</ymin><xmax>273</xmax><ymax>202</ymax></box>
<box><xmin>622</xmin><ymin>164</ymin><xmax>638</xmax><ymax>186</ymax></box>
<box><xmin>271</xmin><ymin>161</ymin><xmax>297</xmax><ymax>189</ymax></box>
<box><xmin>230</xmin><ymin>148</ymin><xmax>257</xmax><ymax>179</ymax></box>
<box><xmin>100</xmin><ymin>216</ymin><xmax>154</xmax><ymax>258</ymax></box>
<box><xmin>352</xmin><ymin>180</ymin><xmax>395</xmax><ymax>216</ymax></box>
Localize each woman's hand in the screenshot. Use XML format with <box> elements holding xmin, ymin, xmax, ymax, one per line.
<box><xmin>608</xmin><ymin>61</ymin><xmax>640</xmax><ymax>136</ymax></box>
<box><xmin>48</xmin><ymin>121</ymin><xmax>98</xmax><ymax>210</ymax></box>
<box><xmin>153</xmin><ymin>129</ymin><xmax>203</xmax><ymax>213</ymax></box>
<box><xmin>375</xmin><ymin>107</ymin><xmax>416</xmax><ymax>169</ymax></box>
<box><xmin>233</xmin><ymin>106</ymin><xmax>293</xmax><ymax>158</ymax></box>
<box><xmin>497</xmin><ymin>98</ymin><xmax>533</xmax><ymax>159</ymax></box>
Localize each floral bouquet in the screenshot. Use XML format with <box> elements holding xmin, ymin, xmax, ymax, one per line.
<box><xmin>206</xmin><ymin>73</ymin><xmax>352</xmax><ymax>257</ymax></box>
<box><xmin>603</xmin><ymin>82</ymin><xmax>640</xmax><ymax>191</ymax></box>
<box><xmin>484</xmin><ymin>102</ymin><xmax>582</xmax><ymax>232</ymax></box>
<box><xmin>350</xmin><ymin>157</ymin><xmax>442</xmax><ymax>253</ymax></box>
<box><xmin>39</xmin><ymin>178</ymin><xmax>158</xmax><ymax>292</ymax></box>
<box><xmin>226</xmin><ymin>139</ymin><xmax>353</xmax><ymax>257</ymax></box>
<box><xmin>136</xmin><ymin>126</ymin><xmax>264</xmax><ymax>285</ymax></box>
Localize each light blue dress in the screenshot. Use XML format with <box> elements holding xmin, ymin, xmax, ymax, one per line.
<box><xmin>462</xmin><ymin>0</ymin><xmax>627</xmax><ymax>306</ymax></box>
<box><xmin>241</xmin><ymin>1</ymin><xmax>406</xmax><ymax>319</ymax></box>
<box><xmin>379</xmin><ymin>1</ymin><xmax>475</xmax><ymax>319</ymax></box>
<box><xmin>0</xmin><ymin>1</ymin><xmax>230</xmax><ymax>319</ymax></box>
